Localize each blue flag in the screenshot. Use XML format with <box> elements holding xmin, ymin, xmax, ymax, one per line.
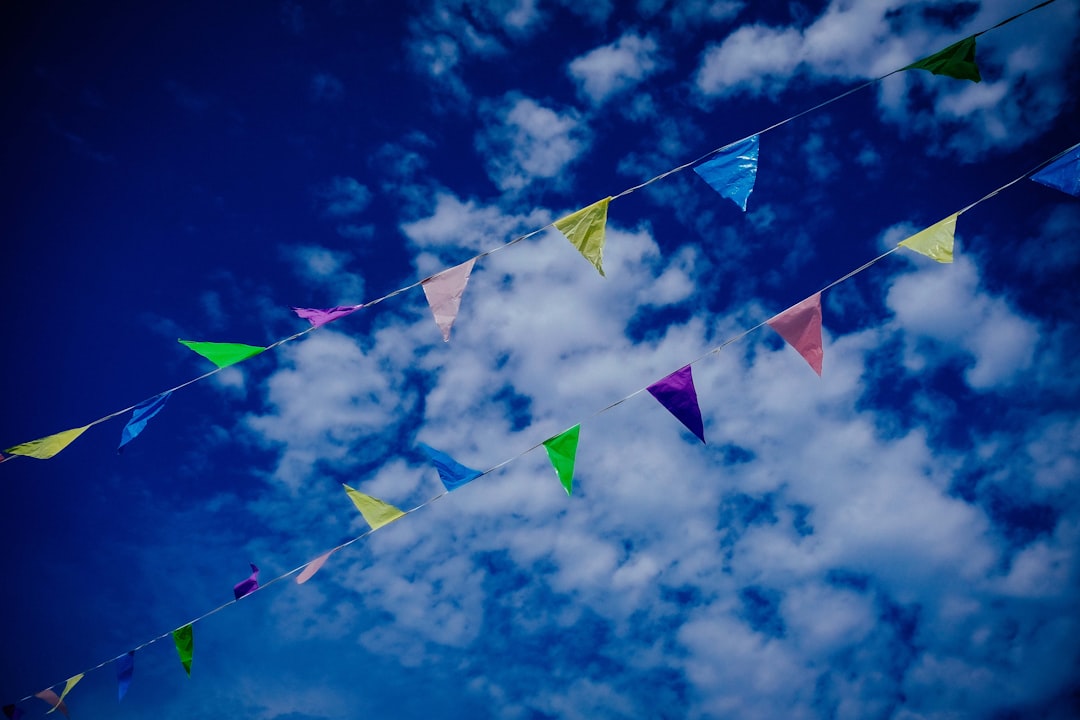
<box><xmin>116</xmin><ymin>651</ymin><xmax>135</xmax><ymax>701</ymax></box>
<box><xmin>1031</xmin><ymin>145</ymin><xmax>1080</xmax><ymax>197</ymax></box>
<box><xmin>419</xmin><ymin>443</ymin><xmax>483</xmax><ymax>491</ymax></box>
<box><xmin>693</xmin><ymin>135</ymin><xmax>760</xmax><ymax>211</ymax></box>
<box><xmin>118</xmin><ymin>392</ymin><xmax>172</xmax><ymax>452</ymax></box>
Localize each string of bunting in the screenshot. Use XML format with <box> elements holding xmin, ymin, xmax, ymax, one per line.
<box><xmin>6</xmin><ymin>140</ymin><xmax>1077</xmax><ymax>717</ymax></box>
<box><xmin>0</xmin><ymin>0</ymin><xmax>1062</xmax><ymax>466</ymax></box>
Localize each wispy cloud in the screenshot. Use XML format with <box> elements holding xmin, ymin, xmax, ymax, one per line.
<box><xmin>568</xmin><ymin>32</ymin><xmax>662</xmax><ymax>105</ymax></box>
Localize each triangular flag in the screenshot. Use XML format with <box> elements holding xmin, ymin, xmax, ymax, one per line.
<box><xmin>45</xmin><ymin>675</ymin><xmax>81</xmax><ymax>715</ymax></box>
<box><xmin>647</xmin><ymin>366</ymin><xmax>706</xmax><ymax>443</ymax></box>
<box><xmin>33</xmin><ymin>691</ymin><xmax>67</xmax><ymax>719</ymax></box>
<box><xmin>421</xmin><ymin>258</ymin><xmax>476</xmax><ymax>342</ymax></box>
<box><xmin>296</xmin><ymin>549</ymin><xmax>336</xmax><ymax>585</ymax></box>
<box><xmin>292</xmin><ymin>305</ymin><xmax>361</xmax><ymax>328</ymax></box>
<box><xmin>1031</xmin><ymin>145</ymin><xmax>1080</xmax><ymax>197</ymax></box>
<box><xmin>233</xmin><ymin>562</ymin><xmax>259</xmax><ymax>600</ymax></box>
<box><xmin>543</xmin><ymin>425</ymin><xmax>581</xmax><ymax>496</ymax></box>
<box><xmin>767</xmin><ymin>293</ymin><xmax>824</xmax><ymax>376</ymax></box>
<box><xmin>899</xmin><ymin>214</ymin><xmax>957</xmax><ymax>263</ymax></box>
<box><xmin>904</xmin><ymin>35</ymin><xmax>981</xmax><ymax>82</ymax></box>
<box><xmin>116</xmin><ymin>651</ymin><xmax>135</xmax><ymax>701</ymax></box>
<box><xmin>419</xmin><ymin>443</ymin><xmax>483</xmax><ymax>491</ymax></box>
<box><xmin>554</xmin><ymin>197</ymin><xmax>612</xmax><ymax>277</ymax></box>
<box><xmin>2</xmin><ymin>704</ymin><xmax>23</xmax><ymax>720</ymax></box>
<box><xmin>693</xmin><ymin>135</ymin><xmax>760</xmax><ymax>211</ymax></box>
<box><xmin>118</xmin><ymin>392</ymin><xmax>171</xmax><ymax>452</ymax></box>
<box><xmin>177</xmin><ymin>340</ymin><xmax>266</xmax><ymax>368</ymax></box>
<box><xmin>5</xmin><ymin>425</ymin><xmax>90</xmax><ymax>460</ymax></box>
<box><xmin>343</xmin><ymin>484</ymin><xmax>405</xmax><ymax>530</ymax></box>
<box><xmin>172</xmin><ymin>624</ymin><xmax>194</xmax><ymax>676</ymax></box>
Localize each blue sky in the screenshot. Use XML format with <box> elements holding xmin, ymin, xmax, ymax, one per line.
<box><xmin>2</xmin><ymin>0</ymin><xmax>1079</xmax><ymax>717</ymax></box>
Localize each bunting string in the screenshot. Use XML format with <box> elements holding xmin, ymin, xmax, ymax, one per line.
<box><xmin>0</xmin><ymin>0</ymin><xmax>1063</xmax><ymax>466</ymax></box>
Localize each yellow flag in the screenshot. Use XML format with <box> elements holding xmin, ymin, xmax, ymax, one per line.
<box><xmin>343</xmin><ymin>484</ymin><xmax>405</xmax><ymax>530</ymax></box>
<box><xmin>5</xmin><ymin>425</ymin><xmax>90</xmax><ymax>460</ymax></box>
<box><xmin>554</xmin><ymin>197</ymin><xmax>612</xmax><ymax>277</ymax></box>
<box><xmin>899</xmin><ymin>214</ymin><xmax>957</xmax><ymax>263</ymax></box>
<box><xmin>46</xmin><ymin>673</ymin><xmax>83</xmax><ymax>714</ymax></box>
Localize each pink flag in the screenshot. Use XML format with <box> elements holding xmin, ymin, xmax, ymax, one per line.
<box><xmin>33</xmin><ymin>691</ymin><xmax>67</xmax><ymax>719</ymax></box>
<box><xmin>296</xmin><ymin>550</ymin><xmax>336</xmax><ymax>585</ymax></box>
<box><xmin>766</xmin><ymin>293</ymin><xmax>823</xmax><ymax>376</ymax></box>
<box><xmin>647</xmin><ymin>366</ymin><xmax>706</xmax><ymax>443</ymax></box>
<box><xmin>292</xmin><ymin>305</ymin><xmax>361</xmax><ymax>328</ymax></box>
<box><xmin>422</xmin><ymin>259</ymin><xmax>476</xmax><ymax>342</ymax></box>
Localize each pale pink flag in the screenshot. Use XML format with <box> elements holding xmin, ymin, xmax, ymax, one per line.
<box><xmin>421</xmin><ymin>258</ymin><xmax>476</xmax><ymax>342</ymax></box>
<box><xmin>34</xmin><ymin>690</ymin><xmax>68</xmax><ymax>718</ymax></box>
<box><xmin>296</xmin><ymin>549</ymin><xmax>336</xmax><ymax>585</ymax></box>
<box><xmin>766</xmin><ymin>292</ymin><xmax>823</xmax><ymax>376</ymax></box>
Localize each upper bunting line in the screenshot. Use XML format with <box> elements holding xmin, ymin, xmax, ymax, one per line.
<box><xmin>0</xmin><ymin>0</ymin><xmax>1061</xmax><ymax>465</ymax></box>
<box><xmin>10</xmin><ymin>139</ymin><xmax>1077</xmax><ymax>709</ymax></box>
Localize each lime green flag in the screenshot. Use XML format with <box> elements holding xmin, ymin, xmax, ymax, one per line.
<box><xmin>905</xmin><ymin>36</ymin><xmax>981</xmax><ymax>82</ymax></box>
<box><xmin>343</xmin><ymin>484</ymin><xmax>405</xmax><ymax>530</ymax></box>
<box><xmin>178</xmin><ymin>340</ymin><xmax>266</xmax><ymax>368</ymax></box>
<box><xmin>45</xmin><ymin>674</ymin><xmax>83</xmax><ymax>715</ymax></box>
<box><xmin>4</xmin><ymin>424</ymin><xmax>90</xmax><ymax>460</ymax></box>
<box><xmin>554</xmin><ymin>197</ymin><xmax>612</xmax><ymax>277</ymax></box>
<box><xmin>899</xmin><ymin>214</ymin><xmax>958</xmax><ymax>263</ymax></box>
<box><xmin>172</xmin><ymin>624</ymin><xmax>194</xmax><ymax>677</ymax></box>
<box><xmin>543</xmin><ymin>424</ymin><xmax>580</xmax><ymax>496</ymax></box>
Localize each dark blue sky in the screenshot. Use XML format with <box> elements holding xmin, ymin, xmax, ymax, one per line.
<box><xmin>2</xmin><ymin>1</ymin><xmax>1079</xmax><ymax>718</ymax></box>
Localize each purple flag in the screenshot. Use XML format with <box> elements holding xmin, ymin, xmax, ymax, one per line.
<box><xmin>3</xmin><ymin>705</ymin><xmax>24</xmax><ymax>720</ymax></box>
<box><xmin>292</xmin><ymin>305</ymin><xmax>361</xmax><ymax>328</ymax></box>
<box><xmin>233</xmin><ymin>563</ymin><xmax>259</xmax><ymax>600</ymax></box>
<box><xmin>647</xmin><ymin>365</ymin><xmax>705</xmax><ymax>444</ymax></box>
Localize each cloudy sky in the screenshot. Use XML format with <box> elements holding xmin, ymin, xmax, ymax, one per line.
<box><xmin>2</xmin><ymin>0</ymin><xmax>1079</xmax><ymax>717</ymax></box>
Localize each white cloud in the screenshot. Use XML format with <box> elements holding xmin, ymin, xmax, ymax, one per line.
<box><xmin>568</xmin><ymin>33</ymin><xmax>662</xmax><ymax>105</ymax></box>
<box><xmin>317</xmin><ymin>176</ymin><xmax>371</xmax><ymax>218</ymax></box>
<box><xmin>282</xmin><ymin>244</ymin><xmax>366</xmax><ymax>304</ymax></box>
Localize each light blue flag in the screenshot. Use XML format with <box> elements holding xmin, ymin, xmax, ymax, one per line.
<box><xmin>118</xmin><ymin>392</ymin><xmax>172</xmax><ymax>452</ymax></box>
<box><xmin>116</xmin><ymin>651</ymin><xmax>134</xmax><ymax>701</ymax></box>
<box><xmin>693</xmin><ymin>135</ymin><xmax>760</xmax><ymax>211</ymax></box>
<box><xmin>1031</xmin><ymin>145</ymin><xmax>1080</xmax><ymax>197</ymax></box>
<box><xmin>419</xmin><ymin>443</ymin><xmax>483</xmax><ymax>491</ymax></box>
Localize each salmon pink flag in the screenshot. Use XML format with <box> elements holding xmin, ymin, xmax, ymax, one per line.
<box><xmin>421</xmin><ymin>258</ymin><xmax>476</xmax><ymax>342</ymax></box>
<box><xmin>647</xmin><ymin>366</ymin><xmax>706</xmax><ymax>443</ymax></box>
<box><xmin>33</xmin><ymin>690</ymin><xmax>67</xmax><ymax>719</ymax></box>
<box><xmin>767</xmin><ymin>293</ymin><xmax>824</xmax><ymax>376</ymax></box>
<box><xmin>296</xmin><ymin>549</ymin><xmax>336</xmax><ymax>585</ymax></box>
<box><xmin>292</xmin><ymin>305</ymin><xmax>361</xmax><ymax>327</ymax></box>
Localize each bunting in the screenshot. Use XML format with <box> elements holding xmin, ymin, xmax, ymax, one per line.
<box><xmin>116</xmin><ymin>651</ymin><xmax>134</xmax><ymax>701</ymax></box>
<box><xmin>177</xmin><ymin>340</ymin><xmax>266</xmax><ymax>369</ymax></box>
<box><xmin>292</xmin><ymin>305</ymin><xmax>361</xmax><ymax>328</ymax></box>
<box><xmin>693</xmin><ymin>135</ymin><xmax>760</xmax><ymax>211</ymax></box>
<box><xmin>899</xmin><ymin>214</ymin><xmax>958</xmax><ymax>263</ymax></box>
<box><xmin>295</xmin><ymin>549</ymin><xmax>336</xmax><ymax>585</ymax></box>
<box><xmin>343</xmin><ymin>484</ymin><xmax>405</xmax><ymax>530</ymax></box>
<box><xmin>904</xmin><ymin>36</ymin><xmax>981</xmax><ymax>82</ymax></box>
<box><xmin>4</xmin><ymin>425</ymin><xmax>90</xmax><ymax>460</ymax></box>
<box><xmin>554</xmin><ymin>197</ymin><xmax>612</xmax><ymax>277</ymax></box>
<box><xmin>118</xmin><ymin>392</ymin><xmax>171</xmax><ymax>452</ymax></box>
<box><xmin>767</xmin><ymin>293</ymin><xmax>824</xmax><ymax>376</ymax></box>
<box><xmin>543</xmin><ymin>425</ymin><xmax>581</xmax><ymax>496</ymax></box>
<box><xmin>233</xmin><ymin>563</ymin><xmax>260</xmax><ymax>600</ymax></box>
<box><xmin>33</xmin><ymin>691</ymin><xmax>66</xmax><ymax>719</ymax></box>
<box><xmin>647</xmin><ymin>366</ymin><xmax>706</xmax><ymax>443</ymax></box>
<box><xmin>172</xmin><ymin>625</ymin><xmax>194</xmax><ymax>677</ymax></box>
<box><xmin>420</xmin><ymin>443</ymin><xmax>483</xmax><ymax>491</ymax></box>
<box><xmin>1031</xmin><ymin>145</ymin><xmax>1080</xmax><ymax>197</ymax></box>
<box><xmin>421</xmin><ymin>258</ymin><xmax>476</xmax><ymax>342</ymax></box>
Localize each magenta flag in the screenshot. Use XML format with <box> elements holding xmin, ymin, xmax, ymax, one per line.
<box><xmin>647</xmin><ymin>365</ymin><xmax>706</xmax><ymax>443</ymax></box>
<box><xmin>767</xmin><ymin>293</ymin><xmax>823</xmax><ymax>376</ymax></box>
<box><xmin>233</xmin><ymin>563</ymin><xmax>259</xmax><ymax>600</ymax></box>
<box><xmin>421</xmin><ymin>258</ymin><xmax>476</xmax><ymax>342</ymax></box>
<box><xmin>292</xmin><ymin>305</ymin><xmax>361</xmax><ymax>328</ymax></box>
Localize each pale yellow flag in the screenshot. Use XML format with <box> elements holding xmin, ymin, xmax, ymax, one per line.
<box><xmin>46</xmin><ymin>674</ymin><xmax>83</xmax><ymax>714</ymax></box>
<box><xmin>554</xmin><ymin>197</ymin><xmax>612</xmax><ymax>277</ymax></box>
<box><xmin>5</xmin><ymin>425</ymin><xmax>90</xmax><ymax>460</ymax></box>
<box><xmin>898</xmin><ymin>214</ymin><xmax>957</xmax><ymax>263</ymax></box>
<box><xmin>343</xmin><ymin>484</ymin><xmax>405</xmax><ymax>530</ymax></box>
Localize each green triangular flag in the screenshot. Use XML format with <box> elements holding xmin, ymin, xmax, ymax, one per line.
<box><xmin>904</xmin><ymin>36</ymin><xmax>981</xmax><ymax>82</ymax></box>
<box><xmin>178</xmin><ymin>340</ymin><xmax>266</xmax><ymax>368</ymax></box>
<box><xmin>4</xmin><ymin>424</ymin><xmax>90</xmax><ymax>460</ymax></box>
<box><xmin>554</xmin><ymin>197</ymin><xmax>612</xmax><ymax>277</ymax></box>
<box><xmin>172</xmin><ymin>624</ymin><xmax>193</xmax><ymax>677</ymax></box>
<box><xmin>899</xmin><ymin>214</ymin><xmax>957</xmax><ymax>263</ymax></box>
<box><xmin>543</xmin><ymin>424</ymin><xmax>580</xmax><ymax>496</ymax></box>
<box><xmin>343</xmin><ymin>484</ymin><xmax>406</xmax><ymax>530</ymax></box>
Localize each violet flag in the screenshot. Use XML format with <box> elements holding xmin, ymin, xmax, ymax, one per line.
<box><xmin>421</xmin><ymin>258</ymin><xmax>476</xmax><ymax>342</ymax></box>
<box><xmin>292</xmin><ymin>305</ymin><xmax>361</xmax><ymax>328</ymax></box>
<box><xmin>233</xmin><ymin>563</ymin><xmax>260</xmax><ymax>600</ymax></box>
<box><xmin>767</xmin><ymin>293</ymin><xmax>824</xmax><ymax>376</ymax></box>
<box><xmin>647</xmin><ymin>366</ymin><xmax>706</xmax><ymax>444</ymax></box>
<box><xmin>2</xmin><ymin>705</ymin><xmax>23</xmax><ymax>720</ymax></box>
